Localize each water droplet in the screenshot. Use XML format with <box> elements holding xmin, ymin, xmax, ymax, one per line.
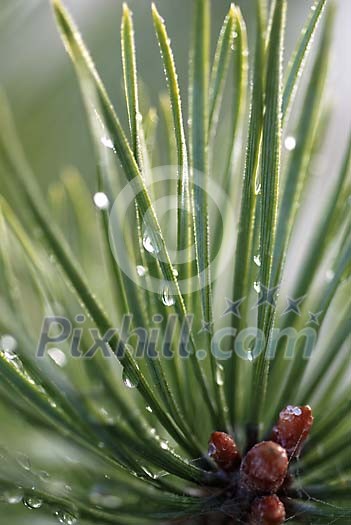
<box><xmin>0</xmin><ymin>334</ymin><xmax>17</xmax><ymax>352</ymax></box>
<box><xmin>1</xmin><ymin>489</ymin><xmax>23</xmax><ymax>504</ymax></box>
<box><xmin>142</xmin><ymin>230</ymin><xmax>160</xmax><ymax>254</ymax></box>
<box><xmin>11</xmin><ymin>355</ymin><xmax>26</xmax><ymax>374</ymax></box>
<box><xmin>1</xmin><ymin>343</ymin><xmax>19</xmax><ymax>365</ymax></box>
<box><xmin>122</xmin><ymin>368</ymin><xmax>139</xmax><ymax>389</ymax></box>
<box><xmin>17</xmin><ymin>453</ymin><xmax>31</xmax><ymax>471</ymax></box>
<box><xmin>254</xmin><ymin>281</ymin><xmax>261</xmax><ymax>293</ymax></box>
<box><xmin>143</xmin><ymin>235</ymin><xmax>154</xmax><ymax>253</ymax></box>
<box><xmin>93</xmin><ymin>192</ymin><xmax>109</xmax><ymax>210</ymax></box>
<box><xmin>285</xmin><ymin>405</ymin><xmax>302</xmax><ymax>417</ymax></box>
<box><xmin>24</xmin><ymin>497</ymin><xmax>43</xmax><ymax>510</ymax></box>
<box><xmin>160</xmin><ymin>285</ymin><xmax>175</xmax><ymax>307</ymax></box>
<box><xmin>284</xmin><ymin>136</ymin><xmax>296</xmax><ymax>151</ymax></box>
<box><xmin>233</xmin><ymin>31</ymin><xmax>238</xmax><ymax>39</ymax></box>
<box><xmin>253</xmin><ymin>254</ymin><xmax>261</xmax><ymax>267</ymax></box>
<box><xmin>154</xmin><ymin>470</ymin><xmax>169</xmax><ymax>479</ymax></box>
<box><xmin>160</xmin><ymin>440</ymin><xmax>169</xmax><ymax>450</ymax></box>
<box><xmin>100</xmin><ymin>136</ymin><xmax>114</xmax><ymax>150</ymax></box>
<box><xmin>247</xmin><ymin>350</ymin><xmax>253</xmax><ymax>362</ymax></box>
<box><xmin>48</xmin><ymin>348</ymin><xmax>67</xmax><ymax>367</ymax></box>
<box><xmin>38</xmin><ymin>471</ymin><xmax>50</xmax><ymax>482</ymax></box>
<box><xmin>141</xmin><ymin>466</ymin><xmax>155</xmax><ymax>479</ymax></box>
<box><xmin>54</xmin><ymin>511</ymin><xmax>78</xmax><ymax>525</ymax></box>
<box><xmin>172</xmin><ymin>267</ymin><xmax>179</xmax><ymax>277</ymax></box>
<box><xmin>146</xmin><ymin>405</ymin><xmax>153</xmax><ymax>413</ymax></box>
<box><xmin>3</xmin><ymin>352</ymin><xmax>37</xmax><ymax>385</ymax></box>
<box><xmin>326</xmin><ymin>269</ymin><xmax>335</xmax><ymax>282</ymax></box>
<box><xmin>311</xmin><ymin>4</ymin><xmax>316</xmax><ymax>11</ymax></box>
<box><xmin>255</xmin><ymin>183</ymin><xmax>261</xmax><ymax>195</ymax></box>
<box><xmin>136</xmin><ymin>265</ymin><xmax>147</xmax><ymax>277</ymax></box>
<box><xmin>136</xmin><ymin>112</ymin><xmax>143</xmax><ymax>123</ymax></box>
<box><xmin>215</xmin><ymin>365</ymin><xmax>224</xmax><ymax>386</ymax></box>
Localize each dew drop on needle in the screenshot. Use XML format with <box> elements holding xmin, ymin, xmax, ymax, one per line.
<box><xmin>136</xmin><ymin>265</ymin><xmax>147</xmax><ymax>277</ymax></box>
<box><xmin>122</xmin><ymin>368</ymin><xmax>139</xmax><ymax>389</ymax></box>
<box><xmin>160</xmin><ymin>286</ymin><xmax>175</xmax><ymax>307</ymax></box>
<box><xmin>23</xmin><ymin>497</ymin><xmax>43</xmax><ymax>510</ymax></box>
<box><xmin>54</xmin><ymin>511</ymin><xmax>78</xmax><ymax>525</ymax></box>
<box><xmin>93</xmin><ymin>192</ymin><xmax>109</xmax><ymax>210</ymax></box>
<box><xmin>284</xmin><ymin>136</ymin><xmax>296</xmax><ymax>151</ymax></box>
<box><xmin>100</xmin><ymin>136</ymin><xmax>114</xmax><ymax>150</ymax></box>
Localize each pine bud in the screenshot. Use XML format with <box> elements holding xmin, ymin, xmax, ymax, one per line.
<box><xmin>208</xmin><ymin>431</ymin><xmax>241</xmax><ymax>471</ymax></box>
<box><xmin>249</xmin><ymin>495</ymin><xmax>286</xmax><ymax>525</ymax></box>
<box><xmin>272</xmin><ymin>405</ymin><xmax>313</xmax><ymax>458</ymax></box>
<box><xmin>240</xmin><ymin>441</ymin><xmax>288</xmax><ymax>493</ymax></box>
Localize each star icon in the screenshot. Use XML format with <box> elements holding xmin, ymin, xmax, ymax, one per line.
<box><xmin>254</xmin><ymin>284</ymin><xmax>280</xmax><ymax>308</ymax></box>
<box><xmin>222</xmin><ymin>297</ymin><xmax>246</xmax><ymax>318</ymax></box>
<box><xmin>281</xmin><ymin>295</ymin><xmax>306</xmax><ymax>316</ymax></box>
<box><xmin>198</xmin><ymin>320</ymin><xmax>214</xmax><ymax>334</ymax></box>
<box><xmin>307</xmin><ymin>311</ymin><xmax>323</xmax><ymax>326</ymax></box>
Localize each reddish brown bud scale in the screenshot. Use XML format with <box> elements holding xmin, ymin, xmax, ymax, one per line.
<box><xmin>208</xmin><ymin>431</ymin><xmax>241</xmax><ymax>471</ymax></box>
<box><xmin>272</xmin><ymin>405</ymin><xmax>313</xmax><ymax>458</ymax></box>
<box><xmin>240</xmin><ymin>441</ymin><xmax>288</xmax><ymax>493</ymax></box>
<box><xmin>249</xmin><ymin>495</ymin><xmax>286</xmax><ymax>525</ymax></box>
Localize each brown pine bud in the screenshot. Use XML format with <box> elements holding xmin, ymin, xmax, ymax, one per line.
<box><xmin>208</xmin><ymin>431</ymin><xmax>241</xmax><ymax>471</ymax></box>
<box><xmin>272</xmin><ymin>405</ymin><xmax>313</xmax><ymax>458</ymax></box>
<box><xmin>250</xmin><ymin>495</ymin><xmax>286</xmax><ymax>525</ymax></box>
<box><xmin>240</xmin><ymin>441</ymin><xmax>288</xmax><ymax>493</ymax></box>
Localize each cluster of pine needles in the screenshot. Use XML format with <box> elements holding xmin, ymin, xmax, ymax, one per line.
<box><xmin>0</xmin><ymin>0</ymin><xmax>350</xmax><ymax>523</ymax></box>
